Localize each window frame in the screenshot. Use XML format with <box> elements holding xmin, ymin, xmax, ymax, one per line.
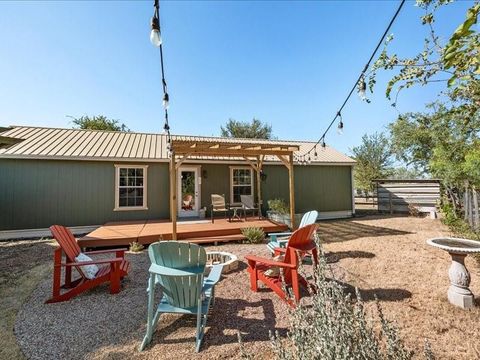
<box><xmin>114</xmin><ymin>164</ymin><xmax>149</xmax><ymax>211</ymax></box>
<box><xmin>229</xmin><ymin>166</ymin><xmax>254</xmax><ymax>205</ymax></box>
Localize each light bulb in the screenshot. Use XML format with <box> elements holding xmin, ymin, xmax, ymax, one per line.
<box><xmin>163</xmin><ymin>93</ymin><xmax>169</xmax><ymax>109</ymax></box>
<box><xmin>337</xmin><ymin>120</ymin><xmax>344</xmax><ymax>135</ymax></box>
<box><xmin>358</xmin><ymin>77</ymin><xmax>367</xmax><ymax>101</ymax></box>
<box><xmin>150</xmin><ymin>16</ymin><xmax>162</xmax><ymax>47</ymax></box>
<box><xmin>321</xmin><ymin>139</ymin><xmax>326</xmax><ymax>149</ymax></box>
<box><xmin>150</xmin><ymin>29</ymin><xmax>162</xmax><ymax>47</ymax></box>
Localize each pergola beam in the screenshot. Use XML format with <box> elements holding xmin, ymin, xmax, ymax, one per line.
<box><xmin>168</xmin><ymin>138</ymin><xmax>299</xmax><ymax>237</ymax></box>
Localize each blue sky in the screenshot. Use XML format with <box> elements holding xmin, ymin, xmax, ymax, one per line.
<box><xmin>0</xmin><ymin>0</ymin><xmax>474</xmax><ymax>155</ymax></box>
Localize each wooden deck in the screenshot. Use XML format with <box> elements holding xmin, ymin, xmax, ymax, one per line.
<box><xmin>78</xmin><ymin>218</ymin><xmax>288</xmax><ymax>248</ymax></box>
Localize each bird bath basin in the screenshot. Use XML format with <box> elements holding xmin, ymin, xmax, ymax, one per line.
<box><xmin>427</xmin><ymin>237</ymin><xmax>480</xmax><ymax>309</ymax></box>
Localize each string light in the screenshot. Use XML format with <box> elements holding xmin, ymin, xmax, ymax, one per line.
<box><xmin>151</xmin><ymin>0</ymin><xmax>172</xmax><ymax>152</ymax></box>
<box><xmin>150</xmin><ymin>15</ymin><xmax>162</xmax><ymax>47</ymax></box>
<box><xmin>337</xmin><ymin>111</ymin><xmax>344</xmax><ymax>135</ymax></box>
<box><xmin>163</xmin><ymin>93</ymin><xmax>170</xmax><ymax>109</ymax></box>
<box><xmin>296</xmin><ymin>0</ymin><xmax>406</xmax><ymax>163</ymax></box>
<box><xmin>358</xmin><ymin>76</ymin><xmax>367</xmax><ymax>101</ymax></box>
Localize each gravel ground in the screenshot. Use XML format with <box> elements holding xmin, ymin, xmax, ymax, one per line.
<box><xmin>15</xmin><ymin>244</ymin><xmax>293</xmax><ymax>360</ymax></box>
<box><xmin>13</xmin><ymin>215</ymin><xmax>480</xmax><ymax>359</ymax></box>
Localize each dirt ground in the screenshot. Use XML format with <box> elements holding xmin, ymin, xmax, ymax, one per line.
<box><xmin>1</xmin><ymin>215</ymin><xmax>479</xmax><ymax>359</ymax></box>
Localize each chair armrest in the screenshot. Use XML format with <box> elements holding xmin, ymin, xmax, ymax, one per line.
<box><xmin>202</xmin><ymin>264</ymin><xmax>223</xmax><ymax>293</ymax></box>
<box><xmin>273</xmin><ymin>247</ymin><xmax>287</xmax><ymax>256</ymax></box>
<box><xmin>84</xmin><ymin>249</ymin><xmax>126</xmax><ymax>256</ymax></box>
<box><xmin>269</xmin><ymin>231</ymin><xmax>293</xmax><ymax>238</ymax></box>
<box><xmin>149</xmin><ymin>263</ymin><xmax>204</xmax><ymax>276</ymax></box>
<box><xmin>58</xmin><ymin>257</ymin><xmax>124</xmax><ymax>267</ymax></box>
<box><xmin>245</xmin><ymin>255</ymin><xmax>296</xmax><ymax>269</ymax></box>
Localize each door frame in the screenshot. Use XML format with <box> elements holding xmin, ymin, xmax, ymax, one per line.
<box><xmin>177</xmin><ymin>165</ymin><xmax>201</xmax><ymax>218</ymax></box>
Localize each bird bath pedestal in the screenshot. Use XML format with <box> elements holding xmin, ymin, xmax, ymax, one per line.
<box><xmin>427</xmin><ymin>237</ymin><xmax>480</xmax><ymax>309</ymax></box>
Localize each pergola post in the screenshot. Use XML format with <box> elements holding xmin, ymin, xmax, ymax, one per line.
<box><xmin>288</xmin><ymin>153</ymin><xmax>295</xmax><ymax>229</ymax></box>
<box><xmin>169</xmin><ymin>151</ymin><xmax>177</xmax><ymax>240</ymax></box>
<box><xmin>256</xmin><ymin>155</ymin><xmax>264</xmax><ymax>217</ymax></box>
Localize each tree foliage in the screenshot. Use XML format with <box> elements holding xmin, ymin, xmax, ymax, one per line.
<box><xmin>390</xmin><ymin>102</ymin><xmax>480</xmax><ymax>186</ymax></box>
<box><xmin>389</xmin><ymin>166</ymin><xmax>425</xmax><ymax>180</ymax></box>
<box><xmin>351</xmin><ymin>132</ymin><xmax>393</xmax><ymax>193</ymax></box>
<box><xmin>221</xmin><ymin>118</ymin><xmax>273</xmax><ymax>139</ymax></box>
<box><xmin>367</xmin><ymin>0</ymin><xmax>480</xmax><ymax>219</ymax></box>
<box><xmin>367</xmin><ymin>0</ymin><xmax>479</xmax><ymax>106</ymax></box>
<box><xmin>70</xmin><ymin>115</ymin><xmax>130</xmax><ymax>132</ymax></box>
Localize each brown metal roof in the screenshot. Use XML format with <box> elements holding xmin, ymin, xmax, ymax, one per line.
<box><xmin>0</xmin><ymin>126</ymin><xmax>355</xmax><ymax>164</ymax></box>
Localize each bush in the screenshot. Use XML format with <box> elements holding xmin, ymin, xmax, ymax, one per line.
<box><xmin>241</xmin><ymin>227</ymin><xmax>265</xmax><ymax>244</ymax></box>
<box><xmin>268</xmin><ymin>199</ymin><xmax>289</xmax><ymax>215</ymax></box>
<box><xmin>129</xmin><ymin>241</ymin><xmax>144</xmax><ymax>253</ymax></box>
<box><xmin>266</xmin><ymin>240</ymin><xmax>434</xmax><ymax>359</ymax></box>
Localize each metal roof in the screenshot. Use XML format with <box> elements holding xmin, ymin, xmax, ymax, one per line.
<box><xmin>0</xmin><ymin>126</ymin><xmax>355</xmax><ymax>164</ymax></box>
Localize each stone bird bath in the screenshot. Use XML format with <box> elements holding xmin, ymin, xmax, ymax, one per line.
<box><xmin>427</xmin><ymin>237</ymin><xmax>480</xmax><ymax>309</ymax></box>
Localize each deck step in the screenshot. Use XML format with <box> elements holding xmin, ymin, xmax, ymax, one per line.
<box><xmin>181</xmin><ymin>234</ymin><xmax>246</xmax><ymax>244</ymax></box>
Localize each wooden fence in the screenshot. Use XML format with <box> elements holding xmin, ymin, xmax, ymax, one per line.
<box><xmin>464</xmin><ymin>187</ymin><xmax>479</xmax><ymax>231</ymax></box>
<box><xmin>374</xmin><ymin>179</ymin><xmax>441</xmax><ymax>214</ymax></box>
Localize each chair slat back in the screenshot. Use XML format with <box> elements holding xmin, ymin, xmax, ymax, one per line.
<box><xmin>149</xmin><ymin>242</ymin><xmax>207</xmax><ymax>309</ymax></box>
<box><xmin>240</xmin><ymin>195</ymin><xmax>255</xmax><ymax>209</ymax></box>
<box><xmin>211</xmin><ymin>194</ymin><xmax>226</xmax><ymax>210</ymax></box>
<box><xmin>49</xmin><ymin>225</ymin><xmax>82</xmax><ymax>261</ymax></box>
<box><xmin>298</xmin><ymin>210</ymin><xmax>318</xmax><ymax>228</ymax></box>
<box><xmin>284</xmin><ymin>223</ymin><xmax>319</xmax><ymax>264</ymax></box>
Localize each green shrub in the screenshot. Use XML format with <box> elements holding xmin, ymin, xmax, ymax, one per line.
<box><xmin>268</xmin><ymin>199</ymin><xmax>289</xmax><ymax>215</ymax></box>
<box><xmin>129</xmin><ymin>241</ymin><xmax>144</xmax><ymax>253</ymax></box>
<box><xmin>241</xmin><ymin>227</ymin><xmax>265</xmax><ymax>244</ymax></box>
<box><xmin>266</xmin><ymin>240</ymin><xmax>434</xmax><ymax>359</ymax></box>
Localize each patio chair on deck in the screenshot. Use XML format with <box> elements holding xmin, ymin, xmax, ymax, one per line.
<box><xmin>246</xmin><ymin>223</ymin><xmax>319</xmax><ymax>306</ymax></box>
<box><xmin>240</xmin><ymin>195</ymin><xmax>261</xmax><ymax>220</ymax></box>
<box><xmin>46</xmin><ymin>225</ymin><xmax>130</xmax><ymax>303</ymax></box>
<box><xmin>139</xmin><ymin>242</ymin><xmax>223</xmax><ymax>352</ymax></box>
<box><xmin>210</xmin><ymin>194</ymin><xmax>230</xmax><ymax>223</ymax></box>
<box><xmin>266</xmin><ymin>210</ymin><xmax>318</xmax><ymax>254</ymax></box>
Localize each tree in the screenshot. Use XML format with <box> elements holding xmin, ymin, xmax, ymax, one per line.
<box><xmin>389</xmin><ymin>102</ymin><xmax>480</xmax><ymax>210</ymax></box>
<box><xmin>351</xmin><ymin>132</ymin><xmax>393</xmax><ymax>193</ymax></box>
<box><xmin>389</xmin><ymin>166</ymin><xmax>425</xmax><ymax>180</ymax></box>
<box><xmin>368</xmin><ymin>0</ymin><xmax>479</xmax><ymax>108</ymax></box>
<box><xmin>220</xmin><ymin>118</ymin><xmax>273</xmax><ymax>139</ymax></box>
<box><xmin>70</xmin><ymin>115</ymin><xmax>130</xmax><ymax>132</ymax></box>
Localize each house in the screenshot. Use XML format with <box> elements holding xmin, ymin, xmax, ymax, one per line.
<box><xmin>0</xmin><ymin>126</ymin><xmax>355</xmax><ymax>233</ymax></box>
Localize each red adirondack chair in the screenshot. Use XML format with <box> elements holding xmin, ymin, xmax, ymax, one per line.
<box><xmin>245</xmin><ymin>223</ymin><xmax>319</xmax><ymax>306</ymax></box>
<box><xmin>46</xmin><ymin>225</ymin><xmax>130</xmax><ymax>303</ymax></box>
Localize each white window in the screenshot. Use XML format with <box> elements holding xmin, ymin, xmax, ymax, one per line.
<box><xmin>230</xmin><ymin>167</ymin><xmax>254</xmax><ymax>204</ymax></box>
<box><xmin>114</xmin><ymin>165</ymin><xmax>148</xmax><ymax>211</ymax></box>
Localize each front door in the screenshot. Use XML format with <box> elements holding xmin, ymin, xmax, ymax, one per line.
<box><xmin>177</xmin><ymin>166</ymin><xmax>200</xmax><ymax>218</ymax></box>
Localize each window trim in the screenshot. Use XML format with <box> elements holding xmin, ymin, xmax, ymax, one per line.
<box><xmin>229</xmin><ymin>166</ymin><xmax>254</xmax><ymax>205</ymax></box>
<box><xmin>114</xmin><ymin>164</ymin><xmax>149</xmax><ymax>211</ymax></box>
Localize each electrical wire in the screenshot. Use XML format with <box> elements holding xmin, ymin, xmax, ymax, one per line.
<box><xmin>299</xmin><ymin>0</ymin><xmax>406</xmax><ymax>162</ymax></box>
<box><xmin>153</xmin><ymin>0</ymin><xmax>171</xmax><ymax>146</ymax></box>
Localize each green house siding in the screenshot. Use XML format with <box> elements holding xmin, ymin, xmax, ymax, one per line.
<box><xmin>0</xmin><ymin>159</ymin><xmax>352</xmax><ymax>230</ymax></box>
<box><xmin>190</xmin><ymin>163</ymin><xmax>352</xmax><ymax>215</ymax></box>
<box><xmin>261</xmin><ymin>165</ymin><xmax>353</xmax><ymax>213</ymax></box>
<box><xmin>0</xmin><ymin>159</ymin><xmax>169</xmax><ymax>230</ymax></box>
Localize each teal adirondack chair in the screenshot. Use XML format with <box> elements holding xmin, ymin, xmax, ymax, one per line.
<box><xmin>139</xmin><ymin>242</ymin><xmax>223</xmax><ymax>353</ymax></box>
<box><xmin>266</xmin><ymin>210</ymin><xmax>318</xmax><ymax>254</ymax></box>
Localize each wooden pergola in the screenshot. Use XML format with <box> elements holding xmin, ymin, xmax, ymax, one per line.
<box><xmin>169</xmin><ymin>137</ymin><xmax>300</xmax><ymax>239</ymax></box>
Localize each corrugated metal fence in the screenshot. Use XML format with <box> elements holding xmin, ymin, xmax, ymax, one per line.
<box><xmin>464</xmin><ymin>187</ymin><xmax>479</xmax><ymax>231</ymax></box>
<box><xmin>374</xmin><ymin>179</ymin><xmax>441</xmax><ymax>214</ymax></box>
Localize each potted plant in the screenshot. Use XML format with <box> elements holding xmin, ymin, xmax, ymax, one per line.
<box><xmin>267</xmin><ymin>199</ymin><xmax>303</xmax><ymax>229</ymax></box>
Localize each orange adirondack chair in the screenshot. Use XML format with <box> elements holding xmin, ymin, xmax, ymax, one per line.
<box><xmin>46</xmin><ymin>225</ymin><xmax>130</xmax><ymax>303</ymax></box>
<box><xmin>245</xmin><ymin>223</ymin><xmax>319</xmax><ymax>306</ymax></box>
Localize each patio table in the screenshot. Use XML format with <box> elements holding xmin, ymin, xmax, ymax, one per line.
<box><xmin>229</xmin><ymin>206</ymin><xmax>243</xmax><ymax>222</ymax></box>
